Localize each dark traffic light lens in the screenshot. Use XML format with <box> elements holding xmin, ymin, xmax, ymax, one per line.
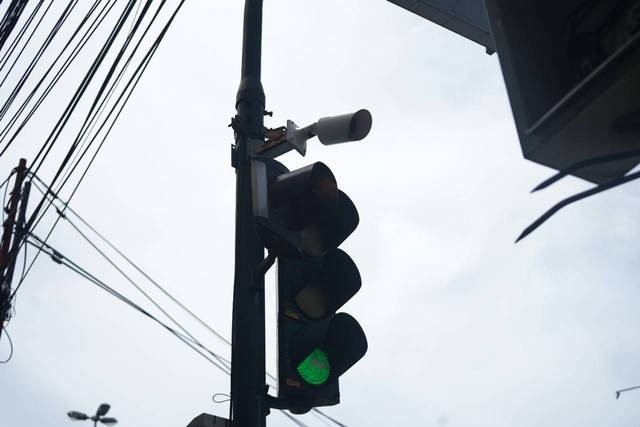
<box><xmin>297</xmin><ymin>348</ymin><xmax>331</xmax><ymax>385</ymax></box>
<box><xmin>295</xmin><ymin>285</ymin><xmax>329</xmax><ymax>319</ymax></box>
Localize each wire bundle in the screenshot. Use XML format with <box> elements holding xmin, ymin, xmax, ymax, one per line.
<box><xmin>20</xmin><ymin>175</ymin><xmax>347</xmax><ymax>427</ymax></box>
<box><xmin>0</xmin><ymin>3</ymin><xmax>348</xmax><ymax>425</ymax></box>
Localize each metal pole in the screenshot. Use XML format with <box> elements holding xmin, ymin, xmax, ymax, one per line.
<box><xmin>0</xmin><ymin>158</ymin><xmax>27</xmax><ymax>340</ymax></box>
<box><xmin>230</xmin><ymin>0</ymin><xmax>267</xmax><ymax>426</ymax></box>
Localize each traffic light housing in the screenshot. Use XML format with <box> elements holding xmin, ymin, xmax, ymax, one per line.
<box><xmin>277</xmin><ymin>249</ymin><xmax>366</xmax><ymax>412</ymax></box>
<box><xmin>486</xmin><ymin>0</ymin><xmax>640</xmax><ymax>183</ymax></box>
<box><xmin>254</xmin><ymin>157</ymin><xmax>367</xmax><ymax>413</ymax></box>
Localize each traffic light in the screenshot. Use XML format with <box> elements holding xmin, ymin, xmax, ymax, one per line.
<box><xmin>277</xmin><ymin>248</ymin><xmax>366</xmax><ymax>412</ymax></box>
<box><xmin>485</xmin><ymin>0</ymin><xmax>640</xmax><ymax>183</ymax></box>
<box><xmin>255</xmin><ymin>158</ymin><xmax>367</xmax><ymax>413</ymax></box>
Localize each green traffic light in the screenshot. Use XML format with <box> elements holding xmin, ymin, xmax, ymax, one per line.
<box><xmin>297</xmin><ymin>348</ymin><xmax>330</xmax><ymax>385</ymax></box>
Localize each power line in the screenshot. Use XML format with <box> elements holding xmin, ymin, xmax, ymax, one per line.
<box><xmin>0</xmin><ymin>0</ymin><xmax>104</xmax><ymax>129</ymax></box>
<box><xmin>27</xmin><ymin>0</ymin><xmax>137</xmax><ymax>176</ymax></box>
<box><xmin>0</xmin><ymin>1</ymin><xmax>45</xmax><ymax>74</ymax></box>
<box><xmin>31</xmin><ymin>174</ymin><xmax>231</xmax><ymax>347</ymax></box>
<box><xmin>4</xmin><ymin>0</ymin><xmax>147</xmax><ymax>291</ymax></box>
<box><xmin>28</xmin><ymin>177</ymin><xmax>232</xmax><ymax>369</ymax></box>
<box><xmin>0</xmin><ymin>0</ymin><xmax>30</xmax><ymax>53</ymax></box>
<box><xmin>0</xmin><ymin>0</ymin><xmax>117</xmax><ymax>157</ymax></box>
<box><xmin>64</xmin><ymin>213</ymin><xmax>231</xmax><ymax>370</ymax></box>
<box><xmin>27</xmin><ymin>176</ymin><xmax>346</xmax><ymax>427</ymax></box>
<box><xmin>23</xmin><ymin>235</ymin><xmax>232</xmax><ymax>375</ymax></box>
<box><xmin>0</xmin><ymin>0</ymin><xmax>56</xmax><ymax>88</ymax></box>
<box><xmin>13</xmin><ymin>35</ymin><xmax>155</xmax><ymax>299</ymax></box>
<box><xmin>0</xmin><ymin>0</ymin><xmax>79</xmax><ymax>120</ymax></box>
<box><xmin>0</xmin><ymin>325</ymin><xmax>13</xmax><ymax>363</ymax></box>
<box><xmin>13</xmin><ymin>0</ymin><xmax>187</xmax><ymax>313</ymax></box>
<box><xmin>22</xmin><ymin>235</ymin><xmax>317</xmax><ymax>426</ymax></box>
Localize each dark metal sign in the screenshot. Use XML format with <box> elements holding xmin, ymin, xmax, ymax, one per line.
<box><xmin>387</xmin><ymin>0</ymin><xmax>494</xmax><ymax>52</ymax></box>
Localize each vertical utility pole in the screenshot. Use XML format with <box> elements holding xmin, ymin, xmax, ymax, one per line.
<box><xmin>230</xmin><ymin>0</ymin><xmax>267</xmax><ymax>426</ymax></box>
<box><xmin>5</xmin><ymin>180</ymin><xmax>30</xmax><ymax>294</ymax></box>
<box><xmin>0</xmin><ymin>158</ymin><xmax>27</xmax><ymax>340</ymax></box>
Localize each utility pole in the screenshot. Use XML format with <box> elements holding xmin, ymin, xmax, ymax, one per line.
<box><xmin>5</xmin><ymin>180</ymin><xmax>30</xmax><ymax>293</ymax></box>
<box><xmin>0</xmin><ymin>158</ymin><xmax>27</xmax><ymax>340</ymax></box>
<box><xmin>230</xmin><ymin>0</ymin><xmax>267</xmax><ymax>426</ymax></box>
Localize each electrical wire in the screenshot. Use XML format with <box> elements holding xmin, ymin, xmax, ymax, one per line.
<box><xmin>31</xmin><ymin>175</ymin><xmax>231</xmax><ymax>347</ymax></box>
<box><xmin>0</xmin><ymin>0</ymin><xmax>30</xmax><ymax>53</ymax></box>
<box><xmin>311</xmin><ymin>411</ymin><xmax>333</xmax><ymax>427</ymax></box>
<box><xmin>0</xmin><ymin>1</ymin><xmax>44</xmax><ymax>74</ymax></box>
<box><xmin>65</xmin><ymin>217</ymin><xmax>231</xmax><ymax>370</ymax></box>
<box><xmin>15</xmin><ymin>0</ymin><xmax>187</xmax><ymax>304</ymax></box>
<box><xmin>0</xmin><ymin>168</ymin><xmax>15</xmax><ymax>192</ymax></box>
<box><xmin>23</xmin><ymin>235</ymin><xmax>232</xmax><ymax>375</ymax></box>
<box><xmin>129</xmin><ymin>0</ymin><xmax>144</xmax><ymax>35</ymax></box>
<box><xmin>27</xmin><ymin>177</ymin><xmax>232</xmax><ymax>371</ymax></box>
<box><xmin>281</xmin><ymin>411</ymin><xmax>309</xmax><ymax>427</ymax></box>
<box><xmin>0</xmin><ymin>3</ymin><xmax>347</xmax><ymax>420</ymax></box>
<box><xmin>56</xmin><ymin>0</ymin><xmax>155</xmax><ymax>189</ymax></box>
<box><xmin>0</xmin><ymin>0</ymin><xmax>78</xmax><ymax>122</ymax></box>
<box><xmin>24</xmin><ymin>0</ymin><xmax>161</xmax><ymax>234</ymax></box>
<box><xmin>0</xmin><ymin>0</ymin><xmax>103</xmax><ymax>128</ymax></box>
<box><xmin>3</xmin><ymin>1</ymin><xmax>182</xmax><ymax>285</ymax></box>
<box><xmin>311</xmin><ymin>409</ymin><xmax>346</xmax><ymax>427</ymax></box>
<box><xmin>0</xmin><ymin>0</ymin><xmax>56</xmax><ymax>88</ymax></box>
<box><xmin>27</xmin><ymin>175</ymin><xmax>347</xmax><ymax>426</ymax></box>
<box><xmin>52</xmin><ymin>0</ymin><xmax>181</xmax><ymax>197</ymax></box>
<box><xmin>13</xmin><ymin>42</ymin><xmax>154</xmax><ymax>298</ymax></box>
<box><xmin>212</xmin><ymin>393</ymin><xmax>231</xmax><ymax>404</ymax></box>
<box><xmin>3</xmin><ymin>0</ymin><xmax>141</xmax><ymax>285</ymax></box>
<box><xmin>0</xmin><ymin>326</ymin><xmax>13</xmax><ymax>363</ymax></box>
<box><xmin>2</xmin><ymin>171</ymin><xmax>9</xmax><ymax>222</ymax></box>
<box><xmin>27</xmin><ymin>0</ymin><xmax>137</xmax><ymax>176</ymax></box>
<box><xmin>0</xmin><ymin>0</ymin><xmax>116</xmax><ymax>157</ymax></box>
<box><xmin>25</xmin><ymin>235</ymin><xmax>325</xmax><ymax>426</ymax></box>
<box><xmin>46</xmin><ymin>0</ymin><xmax>150</xmax><ymax>176</ymax></box>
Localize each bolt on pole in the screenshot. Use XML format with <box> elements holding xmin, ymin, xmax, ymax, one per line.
<box><xmin>230</xmin><ymin>0</ymin><xmax>267</xmax><ymax>426</ymax></box>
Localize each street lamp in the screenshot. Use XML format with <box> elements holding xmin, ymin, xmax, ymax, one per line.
<box><xmin>68</xmin><ymin>403</ymin><xmax>118</xmax><ymax>426</ymax></box>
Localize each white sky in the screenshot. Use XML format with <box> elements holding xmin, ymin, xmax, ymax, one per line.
<box><xmin>1</xmin><ymin>1</ymin><xmax>640</xmax><ymax>426</ymax></box>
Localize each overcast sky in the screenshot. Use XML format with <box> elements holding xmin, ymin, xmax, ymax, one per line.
<box><xmin>1</xmin><ymin>1</ymin><xmax>640</xmax><ymax>426</ymax></box>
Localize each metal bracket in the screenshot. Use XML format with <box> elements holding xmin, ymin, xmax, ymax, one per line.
<box><xmin>256</xmin><ymin>120</ymin><xmax>315</xmax><ymax>159</ymax></box>
<box><xmin>254</xmin><ymin>216</ymin><xmax>303</xmax><ymax>258</ymax></box>
<box><xmin>255</xmin><ymin>251</ymin><xmax>276</xmax><ymax>280</ymax></box>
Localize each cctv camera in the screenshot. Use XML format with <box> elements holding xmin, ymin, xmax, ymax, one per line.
<box><xmin>315</xmin><ymin>109</ymin><xmax>372</xmax><ymax>145</ymax></box>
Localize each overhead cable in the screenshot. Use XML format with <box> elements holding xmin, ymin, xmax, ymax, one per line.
<box><xmin>0</xmin><ymin>0</ymin><xmax>30</xmax><ymax>52</ymax></box>
<box><xmin>23</xmin><ymin>235</ymin><xmax>232</xmax><ymax>375</ymax></box>
<box><xmin>16</xmin><ymin>0</ymin><xmax>186</xmax><ymax>303</ymax></box>
<box><xmin>0</xmin><ymin>0</ymin><xmax>116</xmax><ymax>157</ymax></box>
<box><xmin>28</xmin><ymin>175</ymin><xmax>346</xmax><ymax>427</ymax></box>
<box><xmin>0</xmin><ymin>0</ymin><xmax>78</xmax><ymax>119</ymax></box>
<box><xmin>0</xmin><ymin>1</ymin><xmax>45</xmax><ymax>73</ymax></box>
<box><xmin>0</xmin><ymin>0</ymin><xmax>56</xmax><ymax>88</ymax></box>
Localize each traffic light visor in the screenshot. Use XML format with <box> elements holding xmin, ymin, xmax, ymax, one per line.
<box><xmin>270</xmin><ymin>162</ymin><xmax>338</xmax><ymax>230</ymax></box>
<box><xmin>293</xmin><ymin>249</ymin><xmax>361</xmax><ymax>319</ymax></box>
<box><xmin>289</xmin><ymin>313</ymin><xmax>367</xmax><ymax>385</ymax></box>
<box><xmin>300</xmin><ymin>191</ymin><xmax>359</xmax><ymax>257</ymax></box>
